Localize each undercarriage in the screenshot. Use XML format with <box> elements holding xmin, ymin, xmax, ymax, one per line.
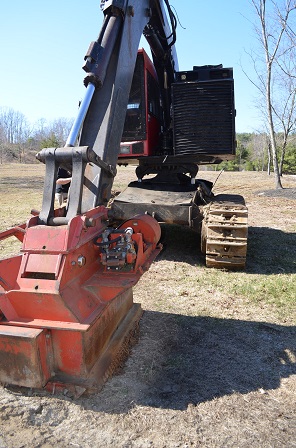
<box><xmin>111</xmin><ymin>166</ymin><xmax>248</xmax><ymax>270</ymax></box>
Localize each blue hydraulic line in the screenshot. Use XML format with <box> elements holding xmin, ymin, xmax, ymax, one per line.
<box><xmin>65</xmin><ymin>82</ymin><xmax>96</xmax><ymax>147</ymax></box>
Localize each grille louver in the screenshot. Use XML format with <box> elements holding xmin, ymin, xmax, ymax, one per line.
<box><xmin>172</xmin><ymin>80</ymin><xmax>235</xmax><ymax>156</ymax></box>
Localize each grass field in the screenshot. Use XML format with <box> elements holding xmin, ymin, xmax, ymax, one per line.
<box><xmin>0</xmin><ymin>163</ymin><xmax>295</xmax><ymax>447</ymax></box>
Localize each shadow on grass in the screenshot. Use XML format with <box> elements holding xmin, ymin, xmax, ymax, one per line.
<box><xmin>85</xmin><ymin>310</ymin><xmax>295</xmax><ymax>412</ymax></box>
<box><xmin>158</xmin><ymin>224</ymin><xmax>296</xmax><ymax>275</ymax></box>
<box><xmin>158</xmin><ymin>223</ymin><xmax>204</xmax><ymax>266</ymax></box>
<box><xmin>5</xmin><ymin>310</ymin><xmax>295</xmax><ymax>413</ymax></box>
<box><xmin>247</xmin><ymin>226</ymin><xmax>296</xmax><ymax>275</ymax></box>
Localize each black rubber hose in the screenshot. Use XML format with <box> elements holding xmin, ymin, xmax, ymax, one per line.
<box><xmin>94</xmin><ymin>235</ymin><xmax>123</xmax><ymax>247</ymax></box>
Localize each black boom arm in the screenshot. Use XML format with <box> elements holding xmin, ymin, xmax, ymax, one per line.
<box><xmin>37</xmin><ymin>0</ymin><xmax>178</xmax><ymax>225</ymax></box>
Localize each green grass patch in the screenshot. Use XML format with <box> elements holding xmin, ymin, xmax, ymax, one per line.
<box><xmin>229</xmin><ymin>273</ymin><xmax>295</xmax><ymax>309</ymax></box>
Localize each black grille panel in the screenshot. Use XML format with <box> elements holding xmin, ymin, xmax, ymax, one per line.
<box><xmin>172</xmin><ymin>80</ymin><xmax>235</xmax><ymax>156</ymax></box>
<box><xmin>131</xmin><ymin>142</ymin><xmax>144</xmax><ymax>154</ymax></box>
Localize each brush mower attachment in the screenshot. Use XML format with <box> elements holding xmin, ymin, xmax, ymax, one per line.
<box><xmin>0</xmin><ymin>209</ymin><xmax>161</xmax><ymax>392</ymax></box>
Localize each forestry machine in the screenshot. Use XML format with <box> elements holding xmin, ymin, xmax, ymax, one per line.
<box><xmin>0</xmin><ymin>0</ymin><xmax>248</xmax><ymax>392</ymax></box>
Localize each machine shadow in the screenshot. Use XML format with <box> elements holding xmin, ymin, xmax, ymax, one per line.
<box><xmin>246</xmin><ymin>226</ymin><xmax>296</xmax><ymax>275</ymax></box>
<box><xmin>82</xmin><ymin>310</ymin><xmax>296</xmax><ymax>413</ymax></box>
<box><xmin>158</xmin><ymin>224</ymin><xmax>296</xmax><ymax>275</ymax></box>
<box><xmin>158</xmin><ymin>223</ymin><xmax>205</xmax><ymax>266</ymax></box>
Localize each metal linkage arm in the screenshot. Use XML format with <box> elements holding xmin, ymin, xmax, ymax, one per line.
<box><xmin>36</xmin><ymin>146</ymin><xmax>116</xmax><ymax>225</ymax></box>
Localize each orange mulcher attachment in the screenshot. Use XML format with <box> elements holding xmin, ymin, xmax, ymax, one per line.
<box><xmin>0</xmin><ymin>208</ymin><xmax>161</xmax><ymax>393</ymax></box>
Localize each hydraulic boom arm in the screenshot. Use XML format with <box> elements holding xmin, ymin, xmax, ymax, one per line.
<box><xmin>36</xmin><ymin>0</ymin><xmax>178</xmax><ymax>225</ymax></box>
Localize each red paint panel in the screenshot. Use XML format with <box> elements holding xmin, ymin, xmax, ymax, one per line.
<box><xmin>23</xmin><ymin>226</ymin><xmax>68</xmax><ymax>252</ymax></box>
<box><xmin>0</xmin><ymin>325</ymin><xmax>52</xmax><ymax>388</ymax></box>
<box><xmin>0</xmin><ymin>255</ymin><xmax>22</xmax><ymax>292</ymax></box>
<box><xmin>51</xmin><ymin>330</ymin><xmax>84</xmax><ymax>376</ymax></box>
<box><xmin>5</xmin><ymin>291</ymin><xmax>77</xmax><ymax>322</ymax></box>
<box><xmin>21</xmin><ymin>253</ymin><xmax>62</xmax><ymax>279</ymax></box>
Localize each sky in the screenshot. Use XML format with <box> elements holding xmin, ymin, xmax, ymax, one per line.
<box><xmin>0</xmin><ymin>0</ymin><xmax>260</xmax><ymax>133</ymax></box>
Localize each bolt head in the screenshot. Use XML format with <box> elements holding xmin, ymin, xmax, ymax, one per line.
<box><xmin>77</xmin><ymin>256</ymin><xmax>86</xmax><ymax>267</ymax></box>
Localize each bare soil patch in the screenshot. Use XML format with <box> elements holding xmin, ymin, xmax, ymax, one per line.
<box><xmin>0</xmin><ymin>165</ymin><xmax>295</xmax><ymax>447</ymax></box>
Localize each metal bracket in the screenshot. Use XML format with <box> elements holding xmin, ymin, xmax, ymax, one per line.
<box><xmin>36</xmin><ymin>146</ymin><xmax>116</xmax><ymax>226</ymax></box>
<box><xmin>94</xmin><ymin>155</ymin><xmax>117</xmax><ymax>178</ymax></box>
<box><xmin>102</xmin><ymin>0</ymin><xmax>125</xmax><ymax>13</ymax></box>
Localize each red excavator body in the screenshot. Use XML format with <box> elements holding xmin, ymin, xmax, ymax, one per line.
<box><xmin>0</xmin><ymin>208</ymin><xmax>161</xmax><ymax>391</ymax></box>
<box><xmin>0</xmin><ymin>0</ymin><xmax>247</xmax><ymax>392</ymax></box>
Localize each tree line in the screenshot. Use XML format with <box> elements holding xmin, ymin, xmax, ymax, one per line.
<box><xmin>220</xmin><ymin>132</ymin><xmax>296</xmax><ymax>175</ymax></box>
<box><xmin>0</xmin><ymin>105</ymin><xmax>295</xmax><ymax>175</ymax></box>
<box><xmin>0</xmin><ymin>107</ymin><xmax>73</xmax><ymax>164</ymax></box>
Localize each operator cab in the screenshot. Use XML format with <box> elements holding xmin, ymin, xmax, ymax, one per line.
<box><xmin>119</xmin><ymin>49</ymin><xmax>161</xmax><ymax>161</ymax></box>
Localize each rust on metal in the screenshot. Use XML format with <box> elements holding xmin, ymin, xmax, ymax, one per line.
<box><xmin>0</xmin><ymin>325</ymin><xmax>53</xmax><ymax>388</ymax></box>
<box><xmin>0</xmin><ymin>207</ymin><xmax>161</xmax><ymax>391</ymax></box>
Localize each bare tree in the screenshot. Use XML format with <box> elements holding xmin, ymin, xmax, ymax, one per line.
<box><xmin>0</xmin><ymin>109</ymin><xmax>75</xmax><ymax>163</ymax></box>
<box><xmin>248</xmin><ymin>0</ymin><xmax>296</xmax><ymax>188</ymax></box>
<box><xmin>0</xmin><ymin>107</ymin><xmax>32</xmax><ymax>162</ymax></box>
<box><xmin>49</xmin><ymin>118</ymin><xmax>73</xmax><ymax>145</ymax></box>
<box><xmin>0</xmin><ymin>107</ymin><xmax>28</xmax><ymax>144</ymax></box>
<box><xmin>250</xmin><ymin>132</ymin><xmax>270</xmax><ymax>171</ymax></box>
<box><xmin>273</xmin><ymin>37</ymin><xmax>296</xmax><ymax>175</ymax></box>
<box><xmin>0</xmin><ymin>122</ymin><xmax>5</xmax><ymax>164</ymax></box>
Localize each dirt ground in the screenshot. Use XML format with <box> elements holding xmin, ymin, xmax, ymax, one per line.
<box><xmin>0</xmin><ymin>168</ymin><xmax>295</xmax><ymax>447</ymax></box>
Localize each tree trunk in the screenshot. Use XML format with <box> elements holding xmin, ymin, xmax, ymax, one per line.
<box><xmin>267</xmin><ymin>141</ymin><xmax>271</xmax><ymax>175</ymax></box>
<box><xmin>266</xmin><ymin>63</ymin><xmax>283</xmax><ymax>188</ymax></box>
<box><xmin>279</xmin><ymin>138</ymin><xmax>287</xmax><ymax>177</ymax></box>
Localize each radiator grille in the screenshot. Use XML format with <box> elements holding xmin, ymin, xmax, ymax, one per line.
<box><xmin>172</xmin><ymin>80</ymin><xmax>235</xmax><ymax>156</ymax></box>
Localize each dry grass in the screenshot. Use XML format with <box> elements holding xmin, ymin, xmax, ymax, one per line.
<box><xmin>0</xmin><ymin>163</ymin><xmax>295</xmax><ymax>447</ymax></box>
